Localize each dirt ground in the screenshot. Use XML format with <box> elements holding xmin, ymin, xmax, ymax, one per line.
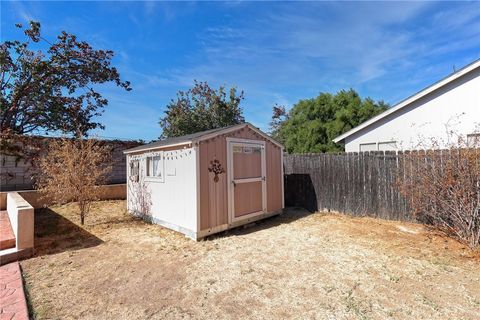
<box><xmin>21</xmin><ymin>200</ymin><xmax>479</xmax><ymax>320</ymax></box>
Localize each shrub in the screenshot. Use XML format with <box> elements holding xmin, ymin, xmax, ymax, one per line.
<box><xmin>128</xmin><ymin>178</ymin><xmax>152</xmax><ymax>222</ymax></box>
<box><xmin>36</xmin><ymin>138</ymin><xmax>112</xmax><ymax>225</ymax></box>
<box><xmin>397</xmin><ymin>133</ymin><xmax>479</xmax><ymax>248</ymax></box>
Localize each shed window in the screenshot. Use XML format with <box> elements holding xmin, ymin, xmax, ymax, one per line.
<box><xmin>146</xmin><ymin>154</ymin><xmax>164</xmax><ymax>180</ymax></box>
<box><xmin>129</xmin><ymin>160</ymin><xmax>139</xmax><ymax>182</ymax></box>
<box><xmin>467</xmin><ymin>133</ymin><xmax>480</xmax><ymax>146</ymax></box>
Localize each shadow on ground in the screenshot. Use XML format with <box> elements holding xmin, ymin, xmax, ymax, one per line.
<box><xmin>33</xmin><ymin>208</ymin><xmax>103</xmax><ymax>256</ymax></box>
<box><xmin>207</xmin><ymin>207</ymin><xmax>316</xmax><ymax>240</ymax></box>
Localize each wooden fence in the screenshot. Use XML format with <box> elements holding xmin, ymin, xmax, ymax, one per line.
<box><xmin>284</xmin><ymin>152</ymin><xmax>412</xmax><ymax>221</ymax></box>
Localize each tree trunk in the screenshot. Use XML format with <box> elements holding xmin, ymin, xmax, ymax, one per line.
<box><xmin>79</xmin><ymin>202</ymin><xmax>86</xmax><ymax>225</ymax></box>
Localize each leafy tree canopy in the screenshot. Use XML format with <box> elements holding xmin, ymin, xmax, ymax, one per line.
<box><xmin>0</xmin><ymin>21</ymin><xmax>131</xmax><ymax>137</ymax></box>
<box><xmin>272</xmin><ymin>89</ymin><xmax>388</xmax><ymax>153</ymax></box>
<box><xmin>159</xmin><ymin>80</ymin><xmax>245</xmax><ymax>138</ymax></box>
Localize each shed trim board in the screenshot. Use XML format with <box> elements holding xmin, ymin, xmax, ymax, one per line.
<box><xmin>125</xmin><ymin>142</ymin><xmax>193</xmax><ymax>154</ymax></box>
<box><xmin>195</xmin><ymin>145</ymin><xmax>201</xmax><ymax>234</ymax></box>
<box><xmin>333</xmin><ymin>58</ymin><xmax>480</xmax><ymax>143</ymax></box>
<box><xmin>124</xmin><ymin>123</ymin><xmax>283</xmax><ymax>154</ymax></box>
<box><xmin>150</xmin><ymin>216</ymin><xmax>198</xmax><ymax>240</ymax></box>
<box><xmin>281</xmin><ymin>147</ymin><xmax>285</xmax><ymax>208</ymax></box>
<box><xmin>198</xmin><ymin>124</ymin><xmax>283</xmax><ymax>148</ymax></box>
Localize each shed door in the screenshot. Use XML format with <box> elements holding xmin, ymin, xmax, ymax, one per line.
<box><xmin>228</xmin><ymin>140</ymin><xmax>266</xmax><ymax>223</ymax></box>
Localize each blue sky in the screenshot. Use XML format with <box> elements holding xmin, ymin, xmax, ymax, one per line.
<box><xmin>2</xmin><ymin>1</ymin><xmax>479</xmax><ymax>141</ymax></box>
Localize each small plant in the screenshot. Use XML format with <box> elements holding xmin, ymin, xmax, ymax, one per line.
<box><xmin>36</xmin><ymin>137</ymin><xmax>112</xmax><ymax>225</ymax></box>
<box><xmin>397</xmin><ymin>127</ymin><xmax>480</xmax><ymax>248</ymax></box>
<box><xmin>128</xmin><ymin>178</ymin><xmax>152</xmax><ymax>222</ymax></box>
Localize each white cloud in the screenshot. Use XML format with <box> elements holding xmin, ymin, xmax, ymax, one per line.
<box><xmin>10</xmin><ymin>1</ymin><xmax>35</xmax><ymax>22</ymax></box>
<box><xmin>155</xmin><ymin>1</ymin><xmax>478</xmax><ymax>111</ymax></box>
<box><xmin>6</xmin><ymin>1</ymin><xmax>477</xmax><ymax>140</ymax></box>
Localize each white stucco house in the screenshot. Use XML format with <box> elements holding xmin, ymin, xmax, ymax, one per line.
<box><xmin>334</xmin><ymin>59</ymin><xmax>480</xmax><ymax>152</ymax></box>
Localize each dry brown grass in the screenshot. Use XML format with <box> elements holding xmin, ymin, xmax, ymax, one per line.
<box><xmin>21</xmin><ymin>201</ymin><xmax>480</xmax><ymax>320</ymax></box>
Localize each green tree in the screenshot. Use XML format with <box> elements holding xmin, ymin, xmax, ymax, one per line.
<box><xmin>159</xmin><ymin>81</ymin><xmax>245</xmax><ymax>138</ymax></box>
<box><xmin>0</xmin><ymin>21</ymin><xmax>131</xmax><ymax>137</ymax></box>
<box><xmin>273</xmin><ymin>89</ymin><xmax>388</xmax><ymax>153</ymax></box>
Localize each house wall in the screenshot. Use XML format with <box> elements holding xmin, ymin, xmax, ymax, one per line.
<box><xmin>344</xmin><ymin>67</ymin><xmax>480</xmax><ymax>152</ymax></box>
<box><xmin>126</xmin><ymin>146</ymin><xmax>198</xmax><ymax>237</ymax></box>
<box><xmin>198</xmin><ymin>126</ymin><xmax>283</xmax><ymax>232</ymax></box>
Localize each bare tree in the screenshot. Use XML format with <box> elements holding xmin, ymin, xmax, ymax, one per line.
<box><xmin>397</xmin><ymin>129</ymin><xmax>480</xmax><ymax>248</ymax></box>
<box><xmin>36</xmin><ymin>137</ymin><xmax>112</xmax><ymax>225</ymax></box>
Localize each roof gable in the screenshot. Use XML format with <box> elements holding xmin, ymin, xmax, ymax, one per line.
<box><xmin>124</xmin><ymin>123</ymin><xmax>283</xmax><ymax>154</ymax></box>
<box><xmin>333</xmin><ymin>58</ymin><xmax>480</xmax><ymax>143</ymax></box>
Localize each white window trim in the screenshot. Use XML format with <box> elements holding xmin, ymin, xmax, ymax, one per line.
<box><xmin>145</xmin><ymin>151</ymin><xmax>165</xmax><ymax>183</ymax></box>
<box><xmin>359</xmin><ymin>142</ymin><xmax>377</xmax><ymax>152</ymax></box>
<box><xmin>129</xmin><ymin>159</ymin><xmax>140</xmax><ymax>182</ymax></box>
<box><xmin>377</xmin><ymin>140</ymin><xmax>398</xmax><ymax>151</ymax></box>
<box><xmin>467</xmin><ymin>133</ymin><xmax>480</xmax><ymax>146</ymax></box>
<box><xmin>359</xmin><ymin>141</ymin><xmax>398</xmax><ymax>152</ymax></box>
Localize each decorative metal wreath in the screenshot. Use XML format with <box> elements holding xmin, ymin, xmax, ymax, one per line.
<box><xmin>208</xmin><ymin>159</ymin><xmax>225</xmax><ymax>183</ymax></box>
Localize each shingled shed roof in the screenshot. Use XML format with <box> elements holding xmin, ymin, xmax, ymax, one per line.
<box><xmin>124</xmin><ymin>122</ymin><xmax>283</xmax><ymax>154</ymax></box>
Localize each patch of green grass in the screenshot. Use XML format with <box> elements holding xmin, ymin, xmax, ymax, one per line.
<box><xmin>430</xmin><ymin>257</ymin><xmax>451</xmax><ymax>268</ymax></box>
<box><xmin>420</xmin><ymin>294</ymin><xmax>440</xmax><ymax>312</ymax></box>
<box><xmin>343</xmin><ymin>282</ymin><xmax>372</xmax><ymax>320</ymax></box>
<box><xmin>386</xmin><ymin>274</ymin><xmax>401</xmax><ymax>283</ymax></box>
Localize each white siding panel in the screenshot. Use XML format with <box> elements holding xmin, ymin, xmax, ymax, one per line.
<box><xmin>127</xmin><ymin>147</ymin><xmax>198</xmax><ymax>236</ymax></box>
<box><xmin>344</xmin><ymin>68</ymin><xmax>480</xmax><ymax>152</ymax></box>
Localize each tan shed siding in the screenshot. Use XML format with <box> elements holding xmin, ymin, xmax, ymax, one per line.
<box><xmin>199</xmin><ymin>125</ymin><xmax>283</xmax><ymax>231</ymax></box>
<box><xmin>214</xmin><ymin>137</ymin><xmax>227</xmax><ymax>227</ymax></box>
<box><xmin>266</xmin><ymin>142</ymin><xmax>283</xmax><ymax>213</ymax></box>
<box><xmin>199</xmin><ymin>143</ymin><xmax>210</xmax><ymax>230</ymax></box>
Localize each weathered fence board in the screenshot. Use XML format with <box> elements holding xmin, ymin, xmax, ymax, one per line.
<box><xmin>284</xmin><ymin>152</ymin><xmax>413</xmax><ymax>221</ymax></box>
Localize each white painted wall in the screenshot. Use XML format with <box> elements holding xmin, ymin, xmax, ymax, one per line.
<box><xmin>127</xmin><ymin>147</ymin><xmax>198</xmax><ymax>236</ymax></box>
<box><xmin>7</xmin><ymin>192</ymin><xmax>34</xmax><ymax>250</ymax></box>
<box><xmin>345</xmin><ymin>67</ymin><xmax>480</xmax><ymax>152</ymax></box>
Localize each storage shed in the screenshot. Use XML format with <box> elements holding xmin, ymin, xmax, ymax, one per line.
<box><xmin>124</xmin><ymin>123</ymin><xmax>284</xmax><ymax>240</ymax></box>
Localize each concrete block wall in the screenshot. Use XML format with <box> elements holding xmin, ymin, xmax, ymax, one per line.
<box><xmin>0</xmin><ymin>136</ymin><xmax>142</xmax><ymax>192</ymax></box>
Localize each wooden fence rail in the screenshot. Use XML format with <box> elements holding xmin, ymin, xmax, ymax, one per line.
<box><xmin>284</xmin><ymin>152</ymin><xmax>413</xmax><ymax>221</ymax></box>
